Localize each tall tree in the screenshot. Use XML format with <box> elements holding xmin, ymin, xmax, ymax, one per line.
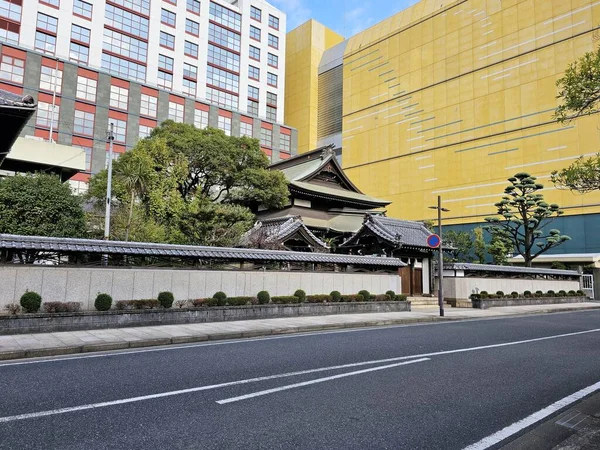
<box><xmin>484</xmin><ymin>173</ymin><xmax>570</xmax><ymax>267</ymax></box>
<box><xmin>443</xmin><ymin>230</ymin><xmax>473</xmax><ymax>262</ymax></box>
<box><xmin>473</xmin><ymin>227</ymin><xmax>486</xmax><ymax>263</ymax></box>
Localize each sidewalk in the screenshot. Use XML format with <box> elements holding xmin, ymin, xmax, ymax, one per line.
<box><xmin>1</xmin><ymin>302</ymin><xmax>599</xmax><ymax>361</ymax></box>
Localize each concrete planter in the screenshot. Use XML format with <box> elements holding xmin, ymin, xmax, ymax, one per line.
<box><xmin>0</xmin><ymin>301</ymin><xmax>411</xmax><ymax>335</ymax></box>
<box><xmin>471</xmin><ymin>296</ymin><xmax>588</xmax><ymax>309</ymax></box>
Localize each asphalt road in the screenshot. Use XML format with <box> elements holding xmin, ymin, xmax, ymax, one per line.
<box><xmin>2</xmin><ymin>311</ymin><xmax>600</xmax><ymax>450</ymax></box>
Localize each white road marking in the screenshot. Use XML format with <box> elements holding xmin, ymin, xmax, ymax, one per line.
<box><xmin>464</xmin><ymin>380</ymin><xmax>600</xmax><ymax>449</ymax></box>
<box><xmin>216</xmin><ymin>359</ymin><xmax>430</xmax><ymax>404</ymax></box>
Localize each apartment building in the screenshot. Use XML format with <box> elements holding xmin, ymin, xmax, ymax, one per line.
<box><xmin>0</xmin><ymin>0</ymin><xmax>297</xmax><ymax>192</ymax></box>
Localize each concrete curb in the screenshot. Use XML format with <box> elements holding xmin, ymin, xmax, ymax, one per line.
<box><xmin>1</xmin><ymin>306</ymin><xmax>599</xmax><ymax>362</ymax></box>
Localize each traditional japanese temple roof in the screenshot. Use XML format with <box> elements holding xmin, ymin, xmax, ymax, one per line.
<box><xmin>0</xmin><ymin>90</ymin><xmax>36</xmax><ymax>165</ymax></box>
<box><xmin>270</xmin><ymin>145</ymin><xmax>391</xmax><ymax>209</ymax></box>
<box><xmin>340</xmin><ymin>214</ymin><xmax>434</xmax><ymax>250</ymax></box>
<box><xmin>241</xmin><ymin>216</ymin><xmax>329</xmax><ymax>252</ymax></box>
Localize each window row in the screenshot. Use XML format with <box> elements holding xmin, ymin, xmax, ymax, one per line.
<box><xmin>1</xmin><ymin>0</ymin><xmax>22</xmax><ymax>22</ymax></box>
<box><xmin>111</xmin><ymin>0</ymin><xmax>150</xmax><ymax>16</ymax></box>
<box><xmin>209</xmin><ymin>2</ymin><xmax>241</xmax><ymax>32</ymax></box>
<box><xmin>104</xmin><ymin>28</ymin><xmax>148</xmax><ymax>62</ymax></box>
<box><xmin>101</xmin><ymin>52</ymin><xmax>146</xmax><ymax>82</ymax></box>
<box><xmin>105</xmin><ymin>4</ymin><xmax>149</xmax><ymax>40</ymax></box>
<box><xmin>207</xmin><ymin>65</ymin><xmax>239</xmax><ymax>93</ymax></box>
<box><xmin>208</xmin><ymin>44</ymin><xmax>240</xmax><ymax>72</ymax></box>
<box><xmin>249</xmin><ymin>5</ymin><xmax>280</xmax><ymax>30</ymax></box>
<box><xmin>208</xmin><ymin>22</ymin><xmax>240</xmax><ymax>52</ymax></box>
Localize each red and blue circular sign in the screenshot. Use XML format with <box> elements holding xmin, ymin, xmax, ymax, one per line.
<box><xmin>427</xmin><ymin>234</ymin><xmax>441</xmax><ymax>248</ymax></box>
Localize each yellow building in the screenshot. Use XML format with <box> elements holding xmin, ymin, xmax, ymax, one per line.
<box><xmin>285</xmin><ymin>0</ymin><xmax>600</xmax><ymax>253</ymax></box>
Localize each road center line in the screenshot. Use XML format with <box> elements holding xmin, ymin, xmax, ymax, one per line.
<box><xmin>216</xmin><ymin>358</ymin><xmax>430</xmax><ymax>405</ymax></box>
<box><xmin>463</xmin><ymin>380</ymin><xmax>600</xmax><ymax>449</ymax></box>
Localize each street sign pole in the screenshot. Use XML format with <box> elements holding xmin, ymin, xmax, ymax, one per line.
<box><xmin>437</xmin><ymin>195</ymin><xmax>445</xmax><ymax>317</ymax></box>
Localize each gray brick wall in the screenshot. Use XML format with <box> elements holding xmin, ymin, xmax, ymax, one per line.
<box><xmin>208</xmin><ymin>105</ymin><xmax>219</xmax><ymax>128</ymax></box>
<box><xmin>231</xmin><ymin>112</ymin><xmax>241</xmax><ymax>137</ymax></box>
<box><xmin>184</xmin><ymin>98</ymin><xmax>195</xmax><ymax>125</ymax></box>
<box><xmin>126</xmin><ymin>83</ymin><xmax>141</xmax><ymax>144</ymax></box>
<box><xmin>58</xmin><ymin>63</ymin><xmax>77</xmax><ymax>146</ymax></box>
<box><xmin>157</xmin><ymin>91</ymin><xmax>170</xmax><ymax>124</ymax></box>
<box><xmin>21</xmin><ymin>52</ymin><xmax>42</xmax><ymax>137</ymax></box>
<box><xmin>90</xmin><ymin>73</ymin><xmax>111</xmax><ymax>174</ymax></box>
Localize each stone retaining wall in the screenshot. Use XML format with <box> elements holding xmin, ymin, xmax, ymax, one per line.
<box><xmin>471</xmin><ymin>297</ymin><xmax>588</xmax><ymax>309</ymax></box>
<box><xmin>0</xmin><ymin>301</ymin><xmax>411</xmax><ymax>335</ymax></box>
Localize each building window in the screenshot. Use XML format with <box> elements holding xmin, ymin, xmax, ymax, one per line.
<box><xmin>36</xmin><ymin>102</ymin><xmax>59</xmax><ymax>129</ymax></box>
<box><xmin>206</xmin><ymin>87</ymin><xmax>237</xmax><ymax>109</ymax></box>
<box><xmin>268</xmin><ymin>14</ymin><xmax>279</xmax><ymax>29</ymax></box>
<box><xmin>266</xmin><ymin>105</ymin><xmax>276</xmax><ymax>121</ymax></box>
<box><xmin>73</xmin><ymin>0</ymin><xmax>92</xmax><ymax>18</ymax></box>
<box><xmin>158</xmin><ymin>54</ymin><xmax>174</xmax><ymax>72</ymax></box>
<box><xmin>248</xmin><ymin>65</ymin><xmax>259</xmax><ymax>80</ymax></box>
<box><xmin>266</xmin><ymin>92</ymin><xmax>277</xmax><ymax>105</ymax></box>
<box><xmin>208</xmin><ymin>22</ymin><xmax>240</xmax><ymax>52</ymax></box>
<box><xmin>109</xmin><ymin>118</ymin><xmax>127</xmax><ymax>142</ymax></box>
<box><xmin>168</xmin><ymin>101</ymin><xmax>184</xmax><ymax>122</ymax></box>
<box><xmin>103</xmin><ymin>29</ymin><xmax>148</xmax><ymax>62</ymax></box>
<box><xmin>73</xmin><ymin>110</ymin><xmax>94</xmax><ymax>135</ymax></box>
<box><xmin>249</xmin><ymin>46</ymin><xmax>260</xmax><ymax>62</ymax></box>
<box><xmin>110</xmin><ymin>85</ymin><xmax>128</xmax><ymax>110</ymax></box>
<box><xmin>37</xmin><ymin>13</ymin><xmax>58</xmax><ymax>34</ymax></box>
<box><xmin>207</xmin><ymin>65</ymin><xmax>239</xmax><ymax>93</ymax></box>
<box><xmin>111</xmin><ymin>0</ymin><xmax>150</xmax><ymax>16</ymax></box>
<box><xmin>250</xmin><ymin>5</ymin><xmax>261</xmax><ymax>21</ymax></box>
<box><xmin>240</xmin><ymin>121</ymin><xmax>252</xmax><ymax>137</ymax></box>
<box><xmin>0</xmin><ymin>27</ymin><xmax>19</xmax><ymax>44</ymax></box>
<box><xmin>280</xmin><ymin>133</ymin><xmax>290</xmax><ymax>152</ymax></box>
<box><xmin>70</xmin><ymin>42</ymin><xmax>89</xmax><ymax>64</ymax></box>
<box><xmin>139</xmin><ymin>124</ymin><xmax>153</xmax><ymax>138</ymax></box>
<box><xmin>76</xmin><ymin>76</ymin><xmax>97</xmax><ymax>102</ymax></box>
<box><xmin>157</xmin><ymin>70</ymin><xmax>173</xmax><ymax>89</ymax></box>
<box><xmin>183</xmin><ymin>62</ymin><xmax>197</xmax><ymax>79</ymax></box>
<box><xmin>209</xmin><ymin>1</ymin><xmax>241</xmax><ymax>32</ymax></box>
<box><xmin>248</xmin><ymin>85</ymin><xmax>259</xmax><ymax>100</ymax></box>
<box><xmin>185</xmin><ymin>40</ymin><xmax>198</xmax><ymax>57</ymax></box>
<box><xmin>183</xmin><ymin>78</ymin><xmax>196</xmax><ymax>96</ymax></box>
<box><xmin>0</xmin><ymin>0</ymin><xmax>22</xmax><ymax>22</ymax></box>
<box><xmin>267</xmin><ymin>53</ymin><xmax>278</xmax><ymax>68</ymax></box>
<box><xmin>247</xmin><ymin>99</ymin><xmax>258</xmax><ymax>116</ymax></box>
<box><xmin>71</xmin><ymin>24</ymin><xmax>90</xmax><ymax>44</ymax></box>
<box><xmin>40</xmin><ymin>0</ymin><xmax>59</xmax><ymax>7</ymax></box>
<box><xmin>268</xmin><ymin>33</ymin><xmax>279</xmax><ymax>49</ymax></box>
<box><xmin>39</xmin><ymin>65</ymin><xmax>62</xmax><ymax>94</ymax></box>
<box><xmin>35</xmin><ymin>32</ymin><xmax>56</xmax><ymax>54</ymax></box>
<box><xmin>186</xmin><ymin>0</ymin><xmax>199</xmax><ymax>14</ymax></box>
<box><xmin>161</xmin><ymin>8</ymin><xmax>176</xmax><ymax>27</ymax></box>
<box><xmin>140</xmin><ymin>93</ymin><xmax>157</xmax><ymax>117</ymax></box>
<box><xmin>105</xmin><ymin>4</ymin><xmax>149</xmax><ymax>40</ymax></box>
<box><xmin>185</xmin><ymin>18</ymin><xmax>199</xmax><ymax>35</ymax></box>
<box><xmin>101</xmin><ymin>53</ymin><xmax>146</xmax><ymax>82</ymax></box>
<box><xmin>0</xmin><ymin>55</ymin><xmax>24</xmax><ymax>83</ymax></box>
<box><xmin>194</xmin><ymin>108</ymin><xmax>208</xmax><ymax>128</ymax></box>
<box><xmin>208</xmin><ymin>44</ymin><xmax>240</xmax><ymax>72</ymax></box>
<box><xmin>260</xmin><ymin>127</ymin><xmax>272</xmax><ymax>148</ymax></box>
<box><xmin>218</xmin><ymin>115</ymin><xmax>231</xmax><ymax>136</ymax></box>
<box><xmin>160</xmin><ymin>31</ymin><xmax>175</xmax><ymax>49</ymax></box>
<box><xmin>267</xmin><ymin>72</ymin><xmax>277</xmax><ymax>87</ymax></box>
<box><xmin>249</xmin><ymin>25</ymin><xmax>260</xmax><ymax>41</ymax></box>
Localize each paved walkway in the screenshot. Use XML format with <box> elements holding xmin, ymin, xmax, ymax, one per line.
<box><xmin>1</xmin><ymin>302</ymin><xmax>599</xmax><ymax>361</ymax></box>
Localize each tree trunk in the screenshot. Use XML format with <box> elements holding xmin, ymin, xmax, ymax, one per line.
<box><xmin>125</xmin><ymin>190</ymin><xmax>135</xmax><ymax>242</ymax></box>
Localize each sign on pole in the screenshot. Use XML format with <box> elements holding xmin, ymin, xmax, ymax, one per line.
<box><xmin>427</xmin><ymin>234</ymin><xmax>441</xmax><ymax>249</ymax></box>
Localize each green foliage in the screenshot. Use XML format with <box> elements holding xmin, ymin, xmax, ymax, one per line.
<box><xmin>487</xmin><ymin>232</ymin><xmax>512</xmax><ymax>266</ymax></box>
<box><xmin>305</xmin><ymin>295</ymin><xmax>332</xmax><ymax>303</ymax></box>
<box><xmin>94</xmin><ymin>293</ymin><xmax>113</xmax><ymax>311</ymax></box>
<box><xmin>115</xmin><ymin>300</ymin><xmax>161</xmax><ymax>309</ymax></box>
<box><xmin>480</xmin><ymin>291</ymin><xmax>489</xmax><ymax>299</ymax></box>
<box><xmin>396</xmin><ymin>294</ymin><xmax>408</xmax><ymax>301</ymax></box>
<box><xmin>225</xmin><ymin>296</ymin><xmax>254</xmax><ymax>306</ymax></box>
<box><xmin>20</xmin><ymin>290</ymin><xmax>42</xmax><ymax>313</ymax></box>
<box><xmin>558</xmin><ymin>290</ymin><xmax>567</xmax><ymax>297</ymax></box>
<box><xmin>547</xmin><ymin>290</ymin><xmax>556</xmax><ymax>297</ymax></box>
<box><xmin>330</xmin><ymin>291</ymin><xmax>342</xmax><ymax>302</ymax></box>
<box><xmin>535</xmin><ymin>290</ymin><xmax>544</xmax><ymax>297</ymax></box>
<box><xmin>213</xmin><ymin>291</ymin><xmax>227</xmax><ymax>303</ymax></box>
<box><xmin>0</xmin><ymin>174</ymin><xmax>86</xmax><ymax>242</ymax></box>
<box><xmin>385</xmin><ymin>290</ymin><xmax>396</xmax><ymax>299</ymax></box>
<box><xmin>158</xmin><ymin>291</ymin><xmax>175</xmax><ymax>309</ymax></box>
<box><xmin>443</xmin><ymin>230</ymin><xmax>474</xmax><ymax>262</ymax></box>
<box><xmin>43</xmin><ymin>302</ymin><xmax>81</xmax><ymax>313</ymax></box>
<box><xmin>511</xmin><ymin>291</ymin><xmax>519</xmax><ymax>298</ymax></box>
<box><xmin>551</xmin><ymin>261</ymin><xmax>568</xmax><ymax>270</ymax></box>
<box><xmin>257</xmin><ymin>291</ymin><xmax>270</xmax><ymax>304</ymax></box>
<box><xmin>271</xmin><ymin>296</ymin><xmax>301</xmax><ymax>304</ymax></box>
<box><xmin>374</xmin><ymin>294</ymin><xmax>391</xmax><ymax>301</ymax></box>
<box><xmin>473</xmin><ymin>227</ymin><xmax>486</xmax><ymax>263</ymax></box>
<box><xmin>568</xmin><ymin>290</ymin><xmax>577</xmax><ymax>296</ymax></box>
<box><xmin>524</xmin><ymin>290</ymin><xmax>532</xmax><ymax>297</ymax></box>
<box><xmin>293</xmin><ymin>289</ymin><xmax>306</xmax><ymax>302</ymax></box>
<box><xmin>577</xmin><ymin>290</ymin><xmax>585</xmax><ymax>296</ymax></box>
<box><xmin>358</xmin><ymin>290</ymin><xmax>370</xmax><ymax>300</ymax></box>
<box><xmin>552</xmin><ymin>154</ymin><xmax>600</xmax><ymax>194</ymax></box>
<box><xmin>496</xmin><ymin>291</ymin><xmax>504</xmax><ymax>297</ymax></box>
<box><xmin>341</xmin><ymin>294</ymin><xmax>364</xmax><ymax>302</ymax></box>
<box><xmin>484</xmin><ymin>173</ymin><xmax>570</xmax><ymax>267</ymax></box>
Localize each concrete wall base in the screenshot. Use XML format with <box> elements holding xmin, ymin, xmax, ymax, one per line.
<box><xmin>471</xmin><ymin>297</ymin><xmax>588</xmax><ymax>309</ymax></box>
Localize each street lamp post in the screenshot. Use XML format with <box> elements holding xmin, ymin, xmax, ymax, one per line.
<box><xmin>102</xmin><ymin>123</ymin><xmax>115</xmax><ymax>267</ymax></box>
<box><xmin>429</xmin><ymin>195</ymin><xmax>450</xmax><ymax>317</ymax></box>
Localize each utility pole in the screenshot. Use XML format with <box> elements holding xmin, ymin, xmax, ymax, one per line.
<box><xmin>48</xmin><ymin>58</ymin><xmax>59</xmax><ymax>143</ymax></box>
<box><xmin>429</xmin><ymin>195</ymin><xmax>450</xmax><ymax>317</ymax></box>
<box><xmin>104</xmin><ymin>123</ymin><xmax>115</xmax><ymax>240</ymax></box>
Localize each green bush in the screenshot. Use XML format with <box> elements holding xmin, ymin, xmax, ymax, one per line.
<box><xmin>257</xmin><ymin>291</ymin><xmax>270</xmax><ymax>304</ymax></box>
<box><xmin>480</xmin><ymin>291</ymin><xmax>489</xmax><ymax>299</ymax></box>
<box><xmin>524</xmin><ymin>290</ymin><xmax>532</xmax><ymax>298</ymax></box>
<box><xmin>546</xmin><ymin>290</ymin><xmax>555</xmax><ymax>297</ymax></box>
<box><xmin>271</xmin><ymin>296</ymin><xmax>300</xmax><ymax>304</ymax></box>
<box><xmin>306</xmin><ymin>294</ymin><xmax>332</xmax><ymax>303</ymax></box>
<box><xmin>226</xmin><ymin>296</ymin><xmax>254</xmax><ymax>306</ymax></box>
<box><xmin>470</xmin><ymin>293</ymin><xmax>481</xmax><ymax>301</ymax></box>
<box><xmin>577</xmin><ymin>290</ymin><xmax>585</xmax><ymax>296</ymax></box>
<box><xmin>535</xmin><ymin>290</ymin><xmax>544</xmax><ymax>297</ymax></box>
<box><xmin>341</xmin><ymin>294</ymin><xmax>364</xmax><ymax>302</ymax></box>
<box><xmin>330</xmin><ymin>291</ymin><xmax>342</xmax><ymax>302</ymax></box>
<box><xmin>511</xmin><ymin>291</ymin><xmax>519</xmax><ymax>298</ymax></box>
<box><xmin>212</xmin><ymin>291</ymin><xmax>227</xmax><ymax>306</ymax></box>
<box><xmin>374</xmin><ymin>294</ymin><xmax>391</xmax><ymax>301</ymax></box>
<box><xmin>396</xmin><ymin>294</ymin><xmax>408</xmax><ymax>301</ymax></box>
<box><xmin>386</xmin><ymin>290</ymin><xmax>396</xmax><ymax>299</ymax></box>
<box><xmin>157</xmin><ymin>291</ymin><xmax>174</xmax><ymax>308</ymax></box>
<box><xmin>568</xmin><ymin>290</ymin><xmax>577</xmax><ymax>296</ymax></box>
<box><xmin>114</xmin><ymin>299</ymin><xmax>161</xmax><ymax>310</ymax></box>
<box><xmin>20</xmin><ymin>290</ymin><xmax>42</xmax><ymax>313</ymax></box>
<box><xmin>293</xmin><ymin>289</ymin><xmax>306</xmax><ymax>302</ymax></box>
<box><xmin>496</xmin><ymin>291</ymin><xmax>504</xmax><ymax>297</ymax></box>
<box><xmin>191</xmin><ymin>298</ymin><xmax>208</xmax><ymax>307</ymax></box>
<box><xmin>558</xmin><ymin>290</ymin><xmax>567</xmax><ymax>297</ymax></box>
<box><xmin>358</xmin><ymin>290</ymin><xmax>370</xmax><ymax>301</ymax></box>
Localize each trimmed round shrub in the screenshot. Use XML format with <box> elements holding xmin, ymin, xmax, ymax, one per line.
<box><xmin>546</xmin><ymin>290</ymin><xmax>555</xmax><ymax>297</ymax></box>
<box><xmin>257</xmin><ymin>291</ymin><xmax>270</xmax><ymax>305</ymax></box>
<box><xmin>577</xmin><ymin>290</ymin><xmax>585</xmax><ymax>296</ymax></box>
<box><xmin>524</xmin><ymin>290</ymin><xmax>532</xmax><ymax>298</ymax></box>
<box><xmin>358</xmin><ymin>290</ymin><xmax>371</xmax><ymax>301</ymax></box>
<box><xmin>293</xmin><ymin>289</ymin><xmax>306</xmax><ymax>302</ymax></box>
<box><xmin>480</xmin><ymin>291</ymin><xmax>489</xmax><ymax>299</ymax></box>
<box><xmin>158</xmin><ymin>291</ymin><xmax>174</xmax><ymax>309</ymax></box>
<box><xmin>511</xmin><ymin>291</ymin><xmax>519</xmax><ymax>298</ymax></box>
<box><xmin>568</xmin><ymin>290</ymin><xmax>577</xmax><ymax>296</ymax></box>
<box><xmin>212</xmin><ymin>291</ymin><xmax>227</xmax><ymax>306</ymax></box>
<box><xmin>20</xmin><ymin>290</ymin><xmax>42</xmax><ymax>313</ymax></box>
<box><xmin>95</xmin><ymin>293</ymin><xmax>113</xmax><ymax>311</ymax></box>
<box><xmin>496</xmin><ymin>291</ymin><xmax>504</xmax><ymax>298</ymax></box>
<box><xmin>535</xmin><ymin>290</ymin><xmax>544</xmax><ymax>297</ymax></box>
<box><xmin>558</xmin><ymin>290</ymin><xmax>567</xmax><ymax>297</ymax></box>
<box><xmin>386</xmin><ymin>290</ymin><xmax>396</xmax><ymax>299</ymax></box>
<box><xmin>330</xmin><ymin>291</ymin><xmax>342</xmax><ymax>302</ymax></box>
